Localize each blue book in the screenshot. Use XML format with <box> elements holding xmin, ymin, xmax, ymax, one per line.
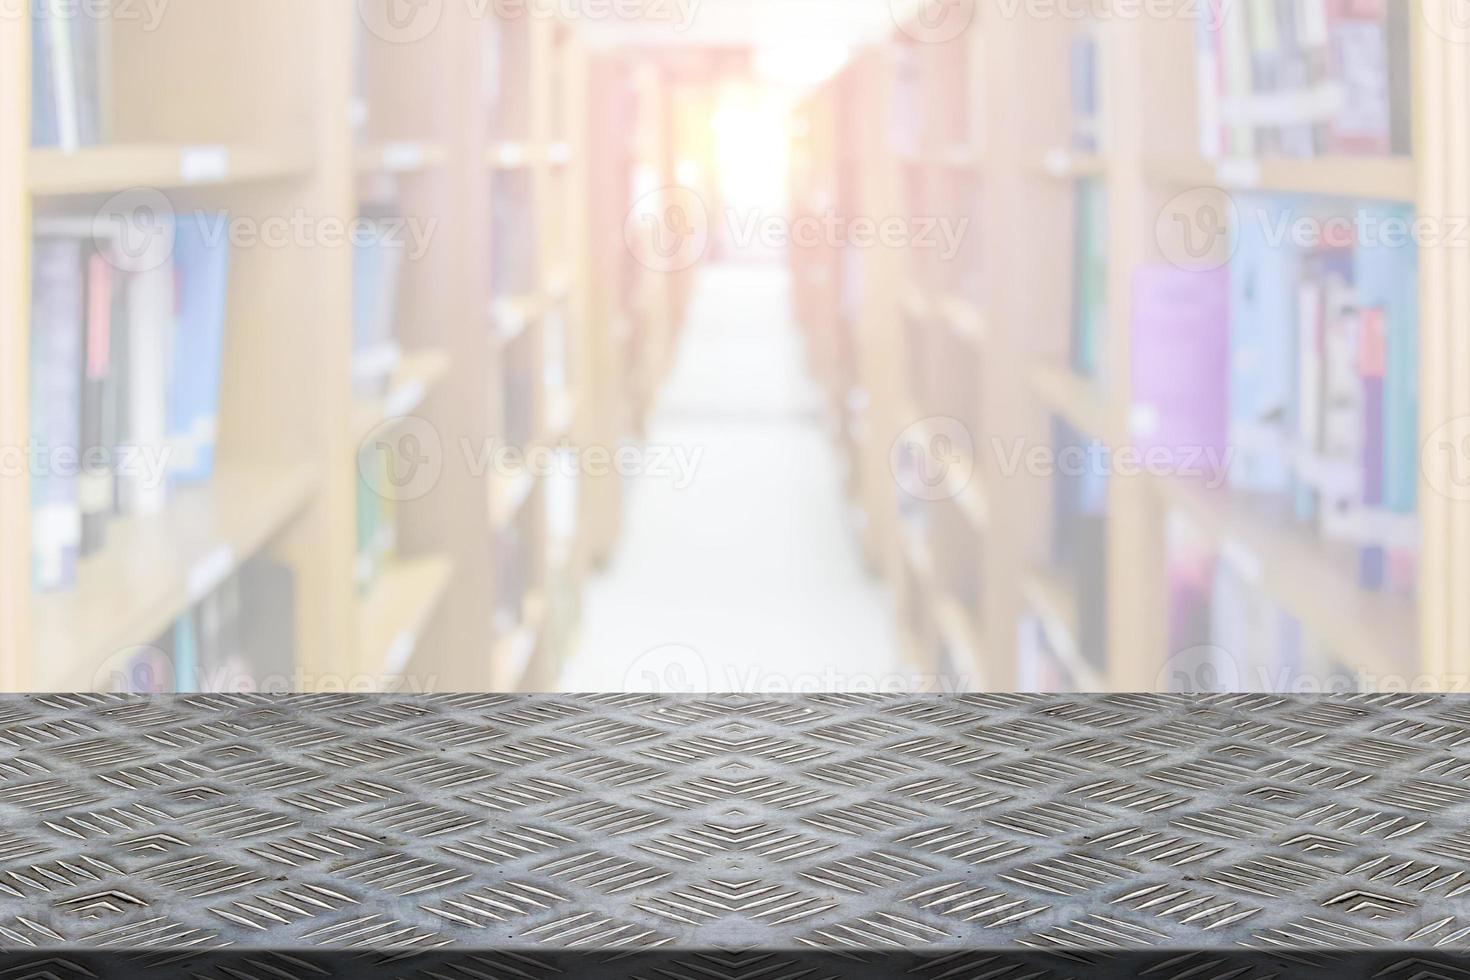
<box><xmin>30</xmin><ymin>7</ymin><xmax>58</xmax><ymax>147</ymax></box>
<box><xmin>1227</xmin><ymin>193</ymin><xmax>1298</xmax><ymax>494</ymax></box>
<box><xmin>352</xmin><ymin>232</ymin><xmax>383</xmax><ymax>351</ymax></box>
<box><xmin>172</xmin><ymin>612</ymin><xmax>199</xmax><ymax>694</ymax></box>
<box><xmin>1353</xmin><ymin>202</ymin><xmax>1418</xmax><ymax>516</ymax></box>
<box><xmin>168</xmin><ymin>216</ymin><xmax>231</xmax><ymax>485</ymax></box>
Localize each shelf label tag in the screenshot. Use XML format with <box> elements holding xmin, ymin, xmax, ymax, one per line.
<box><xmin>1220</xmin><ymin>536</ymin><xmax>1263</xmax><ymax>584</ymax></box>
<box><xmin>1215</xmin><ymin>157</ymin><xmax>1260</xmax><ymax>188</ymax></box>
<box><xmin>496</xmin><ymin>143</ymin><xmax>526</xmax><ymax>167</ymax></box>
<box><xmin>187</xmin><ymin>544</ymin><xmax>236</xmax><ymax>602</ymax></box>
<box><xmin>384</xmin><ymin>631</ymin><xmax>417</xmax><ymax>676</ymax></box>
<box><xmin>385</xmin><ymin>379</ymin><xmax>425</xmax><ymax>419</ymax></box>
<box><xmin>382</xmin><ymin>142</ymin><xmax>424</xmax><ymax>171</ymax></box>
<box><xmin>180</xmin><ymin>145</ymin><xmax>230</xmax><ymax>183</ymax></box>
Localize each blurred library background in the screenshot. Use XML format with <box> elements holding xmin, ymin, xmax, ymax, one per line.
<box><xmin>1</xmin><ymin>0</ymin><xmax>1468</xmax><ymax>695</ymax></box>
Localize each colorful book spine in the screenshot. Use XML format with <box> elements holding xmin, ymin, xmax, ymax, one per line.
<box><xmin>1069</xmin><ymin>179</ymin><xmax>1107</xmax><ymax>381</ymax></box>
<box><xmin>122</xmin><ymin>247</ymin><xmax>175</xmax><ymax>515</ymax></box>
<box><xmin>167</xmin><ymin>215</ymin><xmax>231</xmax><ymax>485</ymax></box>
<box><xmin>1130</xmin><ymin>265</ymin><xmax>1230</xmax><ymax>474</ymax></box>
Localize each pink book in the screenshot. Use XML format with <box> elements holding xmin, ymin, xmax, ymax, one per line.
<box><xmin>1130</xmin><ymin>265</ymin><xmax>1231</xmax><ymax>480</ymax></box>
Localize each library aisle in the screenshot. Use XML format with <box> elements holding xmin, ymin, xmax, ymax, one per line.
<box><xmin>559</xmin><ymin>261</ymin><xmax>905</xmax><ymax>692</ymax></box>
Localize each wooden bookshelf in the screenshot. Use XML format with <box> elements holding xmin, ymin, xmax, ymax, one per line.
<box><xmin>31</xmin><ymin>462</ymin><xmax>319</xmax><ymax>691</ymax></box>
<box><xmin>354</xmin><ymin>141</ymin><xmax>449</xmax><ymax>176</ymax></box>
<box><xmin>349</xmin><ymin>348</ymin><xmax>451</xmax><ymax>445</ymax></box>
<box><xmin>355</xmin><ymin>553</ymin><xmax>454</xmax><ymax>680</ymax></box>
<box><xmin>29</xmin><ymin>143</ymin><xmax>315</xmax><ymax>197</ymax></box>
<box><xmin>1143</xmin><ymin>153</ymin><xmax>1417</xmax><ymax>202</ymax></box>
<box><xmin>796</xmin><ymin>0</ymin><xmax>1469</xmax><ymax>692</ymax></box>
<box><xmin>0</xmin><ymin>1</ymin><xmax>599</xmax><ymax>692</ymax></box>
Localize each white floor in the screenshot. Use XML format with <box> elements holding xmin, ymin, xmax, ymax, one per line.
<box><xmin>557</xmin><ymin>261</ymin><xmax>906</xmax><ymax>693</ymax></box>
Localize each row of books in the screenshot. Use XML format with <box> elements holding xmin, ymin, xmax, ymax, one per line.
<box><xmin>491</xmin><ymin>173</ymin><xmax>538</xmax><ymax>300</ymax></box>
<box><xmin>1196</xmin><ymin>0</ymin><xmax>1411</xmax><ymax>158</ymax></box>
<box><xmin>31</xmin><ymin>0</ymin><xmax>104</xmax><ymax>149</ymax></box>
<box><xmin>30</xmin><ymin>218</ymin><xmax>230</xmax><ymax>590</ymax></box>
<box><xmin>502</xmin><ymin>326</ymin><xmax>537</xmax><ymax>449</ymax></box>
<box><xmin>1166</xmin><ymin>512</ymin><xmax>1357</xmax><ymax>692</ymax></box>
<box><xmin>1130</xmin><ymin>197</ymin><xmax>1419</xmax><ymax>594</ymax></box>
<box><xmin>495</xmin><ymin>502</ymin><xmax>535</xmax><ymax>635</ymax></box>
<box><xmin>102</xmin><ymin>556</ymin><xmax>297</xmax><ymax>693</ymax></box>
<box><xmin>351</xmin><ymin>209</ymin><xmax>407</xmax><ymax>397</ymax></box>
<box><xmin>1051</xmin><ymin>417</ymin><xmax>1108</xmax><ymax>670</ymax></box>
<box><xmin>1070</xmin><ymin>29</ymin><xmax>1101</xmax><ymax>154</ymax></box>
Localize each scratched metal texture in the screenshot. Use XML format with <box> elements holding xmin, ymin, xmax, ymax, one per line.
<box><xmin>3</xmin><ymin>692</ymin><xmax>1470</xmax><ymax>975</ymax></box>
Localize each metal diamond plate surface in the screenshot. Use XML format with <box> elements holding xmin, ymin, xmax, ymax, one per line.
<box><xmin>4</xmin><ymin>692</ymin><xmax>1470</xmax><ymax>972</ymax></box>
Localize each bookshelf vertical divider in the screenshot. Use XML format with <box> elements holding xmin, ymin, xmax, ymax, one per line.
<box><xmin>1</xmin><ymin>6</ymin><xmax>31</xmax><ymax>690</ymax></box>
<box><xmin>1417</xmin><ymin>5</ymin><xmax>1470</xmax><ymax>680</ymax></box>
<box><xmin>1</xmin><ymin>2</ymin><xmax>605</xmax><ymax>692</ymax></box>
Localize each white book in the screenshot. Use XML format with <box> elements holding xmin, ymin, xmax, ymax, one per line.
<box><xmin>123</xmin><ymin>257</ymin><xmax>175</xmax><ymax>515</ymax></box>
<box><xmin>44</xmin><ymin>0</ymin><xmax>79</xmax><ymax>151</ymax></box>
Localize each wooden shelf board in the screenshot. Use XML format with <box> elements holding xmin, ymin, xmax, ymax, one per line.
<box><xmin>542</xmin><ymin>390</ymin><xmax>577</xmax><ymax>443</ymax></box>
<box><xmin>1154</xmin><ymin>477</ymin><xmax>1418</xmax><ymax>680</ymax></box>
<box><xmin>1030</xmin><ymin>360</ymin><xmax>1120</xmax><ymax>445</ymax></box>
<box><xmin>355</xmin><ymin>554</ymin><xmax>454</xmax><ymax>678</ymax></box>
<box><xmin>931</xmin><ymin>591</ymin><xmax>987</xmax><ymax>685</ymax></box>
<box><xmin>899</xmin><ymin>282</ymin><xmax>930</xmax><ymax>322</ymax></box>
<box><xmin>354</xmin><ymin>141</ymin><xmax>449</xmax><ymax>175</ymax></box>
<box><xmin>491</xmin><ymin>590</ymin><xmax>546</xmax><ymax>691</ymax></box>
<box><xmin>490</xmin><ymin>467</ymin><xmax>536</xmax><ymax>530</ymax></box>
<box><xmin>1144</xmin><ymin>153</ymin><xmax>1416</xmax><ymax>202</ymax></box>
<box><xmin>32</xmin><ymin>461</ymin><xmax>319</xmax><ymax>690</ymax></box>
<box><xmin>351</xmin><ymin>348</ymin><xmax>452</xmax><ymax>445</ymax></box>
<box><xmin>486</xmin><ymin>141</ymin><xmax>541</xmax><ymax>170</ymax></box>
<box><xmin>908</xmin><ymin>414</ymin><xmax>990</xmax><ymax>528</ymax></box>
<box><xmin>931</xmin><ymin>144</ymin><xmax>982</xmax><ymax>170</ymax></box>
<box><xmin>491</xmin><ymin>294</ymin><xmax>542</xmax><ymax>343</ymax></box>
<box><xmin>934</xmin><ymin>294</ymin><xmax>985</xmax><ymax>346</ymax></box>
<box><xmin>1020</xmin><ymin>566</ymin><xmax>1105</xmax><ymax>690</ymax></box>
<box><xmin>29</xmin><ymin>143</ymin><xmax>312</xmax><ymax>197</ymax></box>
<box><xmin>1036</xmin><ymin>149</ymin><xmax>1109</xmax><ymax>180</ymax></box>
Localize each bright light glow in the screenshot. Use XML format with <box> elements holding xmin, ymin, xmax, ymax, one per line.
<box><xmin>712</xmin><ymin>84</ymin><xmax>789</xmax><ymax>213</ymax></box>
<box><xmin>753</xmin><ymin>40</ymin><xmax>850</xmax><ymax>88</ymax></box>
